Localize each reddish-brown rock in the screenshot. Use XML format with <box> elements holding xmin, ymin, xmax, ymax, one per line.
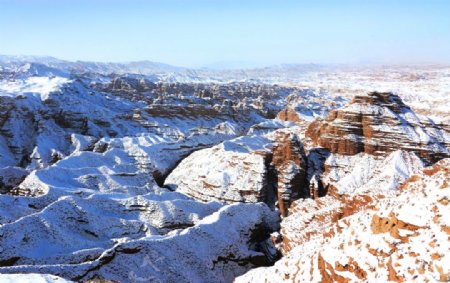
<box><xmin>271</xmin><ymin>132</ymin><xmax>308</xmax><ymax>216</ymax></box>
<box><xmin>237</xmin><ymin>159</ymin><xmax>450</xmax><ymax>282</ymax></box>
<box><xmin>276</xmin><ymin>107</ymin><xmax>302</xmax><ymax>123</ymax></box>
<box><xmin>165</xmin><ymin>131</ymin><xmax>309</xmax><ymax>216</ymax></box>
<box><xmin>306</xmin><ymin>92</ymin><xmax>450</xmax><ymax>163</ymax></box>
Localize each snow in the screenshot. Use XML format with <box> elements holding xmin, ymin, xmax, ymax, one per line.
<box><xmin>0</xmin><ymin>274</ymin><xmax>73</xmax><ymax>283</ymax></box>
<box><xmin>237</xmin><ymin>159</ymin><xmax>450</xmax><ymax>283</ymax></box>
<box><xmin>0</xmin><ymin>59</ymin><xmax>449</xmax><ymax>282</ymax></box>
<box><xmin>0</xmin><ymin>202</ymin><xmax>278</xmax><ymax>282</ymax></box>
<box><xmin>323</xmin><ymin>150</ymin><xmax>425</xmax><ymax>194</ymax></box>
<box><xmin>0</xmin><ymin>76</ymin><xmax>69</xmax><ymax>100</ymax></box>
<box><xmin>165</xmin><ymin>135</ymin><xmax>271</xmax><ymax>203</ymax></box>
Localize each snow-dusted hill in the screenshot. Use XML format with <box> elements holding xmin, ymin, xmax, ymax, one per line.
<box><xmin>237</xmin><ymin>158</ymin><xmax>450</xmax><ymax>282</ymax></box>
<box><xmin>0</xmin><ymin>57</ymin><xmax>449</xmax><ymax>282</ymax></box>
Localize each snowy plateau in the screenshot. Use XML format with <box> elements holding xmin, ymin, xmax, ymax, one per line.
<box><xmin>0</xmin><ymin>56</ymin><xmax>449</xmax><ymax>282</ymax></box>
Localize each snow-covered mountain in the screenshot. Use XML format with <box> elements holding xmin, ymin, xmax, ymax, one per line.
<box><xmin>0</xmin><ymin>57</ymin><xmax>449</xmax><ymax>282</ymax></box>
<box><xmin>0</xmin><ymin>55</ymin><xmax>186</xmax><ymax>75</ymax></box>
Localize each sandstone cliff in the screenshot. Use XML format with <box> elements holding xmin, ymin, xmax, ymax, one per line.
<box><xmin>306</xmin><ymin>92</ymin><xmax>450</xmax><ymax>163</ymax></box>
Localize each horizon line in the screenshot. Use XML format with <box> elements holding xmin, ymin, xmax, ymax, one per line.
<box><xmin>1</xmin><ymin>53</ymin><xmax>450</xmax><ymax>71</ymax></box>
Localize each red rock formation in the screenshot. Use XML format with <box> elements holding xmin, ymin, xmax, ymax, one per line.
<box><xmin>271</xmin><ymin>132</ymin><xmax>308</xmax><ymax>216</ymax></box>
<box><xmin>306</xmin><ymin>92</ymin><xmax>450</xmax><ymax>163</ymax></box>
<box><xmin>237</xmin><ymin>159</ymin><xmax>450</xmax><ymax>282</ymax></box>
<box><xmin>280</xmin><ymin>191</ymin><xmax>376</xmax><ymax>254</ymax></box>
<box><xmin>276</xmin><ymin>107</ymin><xmax>302</xmax><ymax>123</ymax></box>
<box><xmin>165</xmin><ymin>132</ymin><xmax>310</xmax><ymax>216</ymax></box>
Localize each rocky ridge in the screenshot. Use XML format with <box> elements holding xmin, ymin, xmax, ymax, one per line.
<box><xmin>165</xmin><ymin>130</ymin><xmax>309</xmax><ymax>217</ymax></box>
<box><xmin>237</xmin><ymin>158</ymin><xmax>450</xmax><ymax>282</ymax></box>
<box><xmin>306</xmin><ymin>91</ymin><xmax>450</xmax><ymax>163</ymax></box>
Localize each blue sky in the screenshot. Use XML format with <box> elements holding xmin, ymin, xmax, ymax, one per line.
<box><xmin>0</xmin><ymin>0</ymin><xmax>449</xmax><ymax>67</ymax></box>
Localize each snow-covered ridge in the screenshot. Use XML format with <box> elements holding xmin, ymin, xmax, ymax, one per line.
<box><xmin>237</xmin><ymin>158</ymin><xmax>450</xmax><ymax>282</ymax></box>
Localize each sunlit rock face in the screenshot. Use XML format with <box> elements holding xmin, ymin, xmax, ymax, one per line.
<box><xmin>271</xmin><ymin>132</ymin><xmax>308</xmax><ymax>216</ymax></box>
<box><xmin>276</xmin><ymin>107</ymin><xmax>303</xmax><ymax>123</ymax></box>
<box><xmin>306</xmin><ymin>92</ymin><xmax>450</xmax><ymax>163</ymax></box>
<box><xmin>165</xmin><ymin>131</ymin><xmax>309</xmax><ymax>217</ymax></box>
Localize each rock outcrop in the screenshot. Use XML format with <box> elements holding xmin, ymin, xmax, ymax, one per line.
<box><xmin>276</xmin><ymin>107</ymin><xmax>303</xmax><ymax>123</ymax></box>
<box><xmin>0</xmin><ymin>96</ymin><xmax>15</xmax><ymax>128</ymax></box>
<box><xmin>277</xmin><ymin>150</ymin><xmax>425</xmax><ymax>254</ymax></box>
<box><xmin>271</xmin><ymin>133</ymin><xmax>308</xmax><ymax>216</ymax></box>
<box><xmin>306</xmin><ymin>92</ymin><xmax>450</xmax><ymax>163</ymax></box>
<box><xmin>0</xmin><ymin>166</ymin><xmax>27</xmax><ymax>194</ymax></box>
<box><xmin>322</xmin><ymin>150</ymin><xmax>425</xmax><ymax>194</ymax></box>
<box><xmin>237</xmin><ymin>159</ymin><xmax>450</xmax><ymax>282</ymax></box>
<box><xmin>165</xmin><ymin>135</ymin><xmax>273</xmax><ymax>203</ymax></box>
<box><xmin>165</xmin><ymin>131</ymin><xmax>309</xmax><ymax>216</ymax></box>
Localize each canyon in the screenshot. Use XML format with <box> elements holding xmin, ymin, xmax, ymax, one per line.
<box><xmin>0</xmin><ymin>57</ymin><xmax>449</xmax><ymax>282</ymax></box>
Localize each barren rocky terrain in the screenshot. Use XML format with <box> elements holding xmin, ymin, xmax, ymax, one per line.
<box><xmin>0</xmin><ymin>57</ymin><xmax>449</xmax><ymax>282</ymax></box>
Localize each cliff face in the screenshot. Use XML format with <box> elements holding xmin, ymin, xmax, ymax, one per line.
<box><xmin>164</xmin><ymin>131</ymin><xmax>309</xmax><ymax>216</ymax></box>
<box><xmin>237</xmin><ymin>158</ymin><xmax>450</xmax><ymax>283</ymax></box>
<box><xmin>306</xmin><ymin>92</ymin><xmax>450</xmax><ymax>163</ymax></box>
<box><xmin>0</xmin><ymin>96</ymin><xmax>15</xmax><ymax>128</ymax></box>
<box><xmin>271</xmin><ymin>132</ymin><xmax>308</xmax><ymax>216</ymax></box>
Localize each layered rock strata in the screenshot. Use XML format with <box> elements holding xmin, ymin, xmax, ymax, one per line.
<box><xmin>306</xmin><ymin>92</ymin><xmax>450</xmax><ymax>163</ymax></box>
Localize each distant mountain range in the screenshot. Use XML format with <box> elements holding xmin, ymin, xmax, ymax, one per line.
<box><xmin>0</xmin><ymin>55</ymin><xmax>187</xmax><ymax>75</ymax></box>
<box><xmin>0</xmin><ymin>54</ymin><xmax>333</xmax><ymax>75</ymax></box>
<box><xmin>1</xmin><ymin>54</ymin><xmax>449</xmax><ymax>84</ymax></box>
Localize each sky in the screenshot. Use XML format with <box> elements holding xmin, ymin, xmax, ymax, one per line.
<box><xmin>0</xmin><ymin>0</ymin><xmax>449</xmax><ymax>68</ymax></box>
